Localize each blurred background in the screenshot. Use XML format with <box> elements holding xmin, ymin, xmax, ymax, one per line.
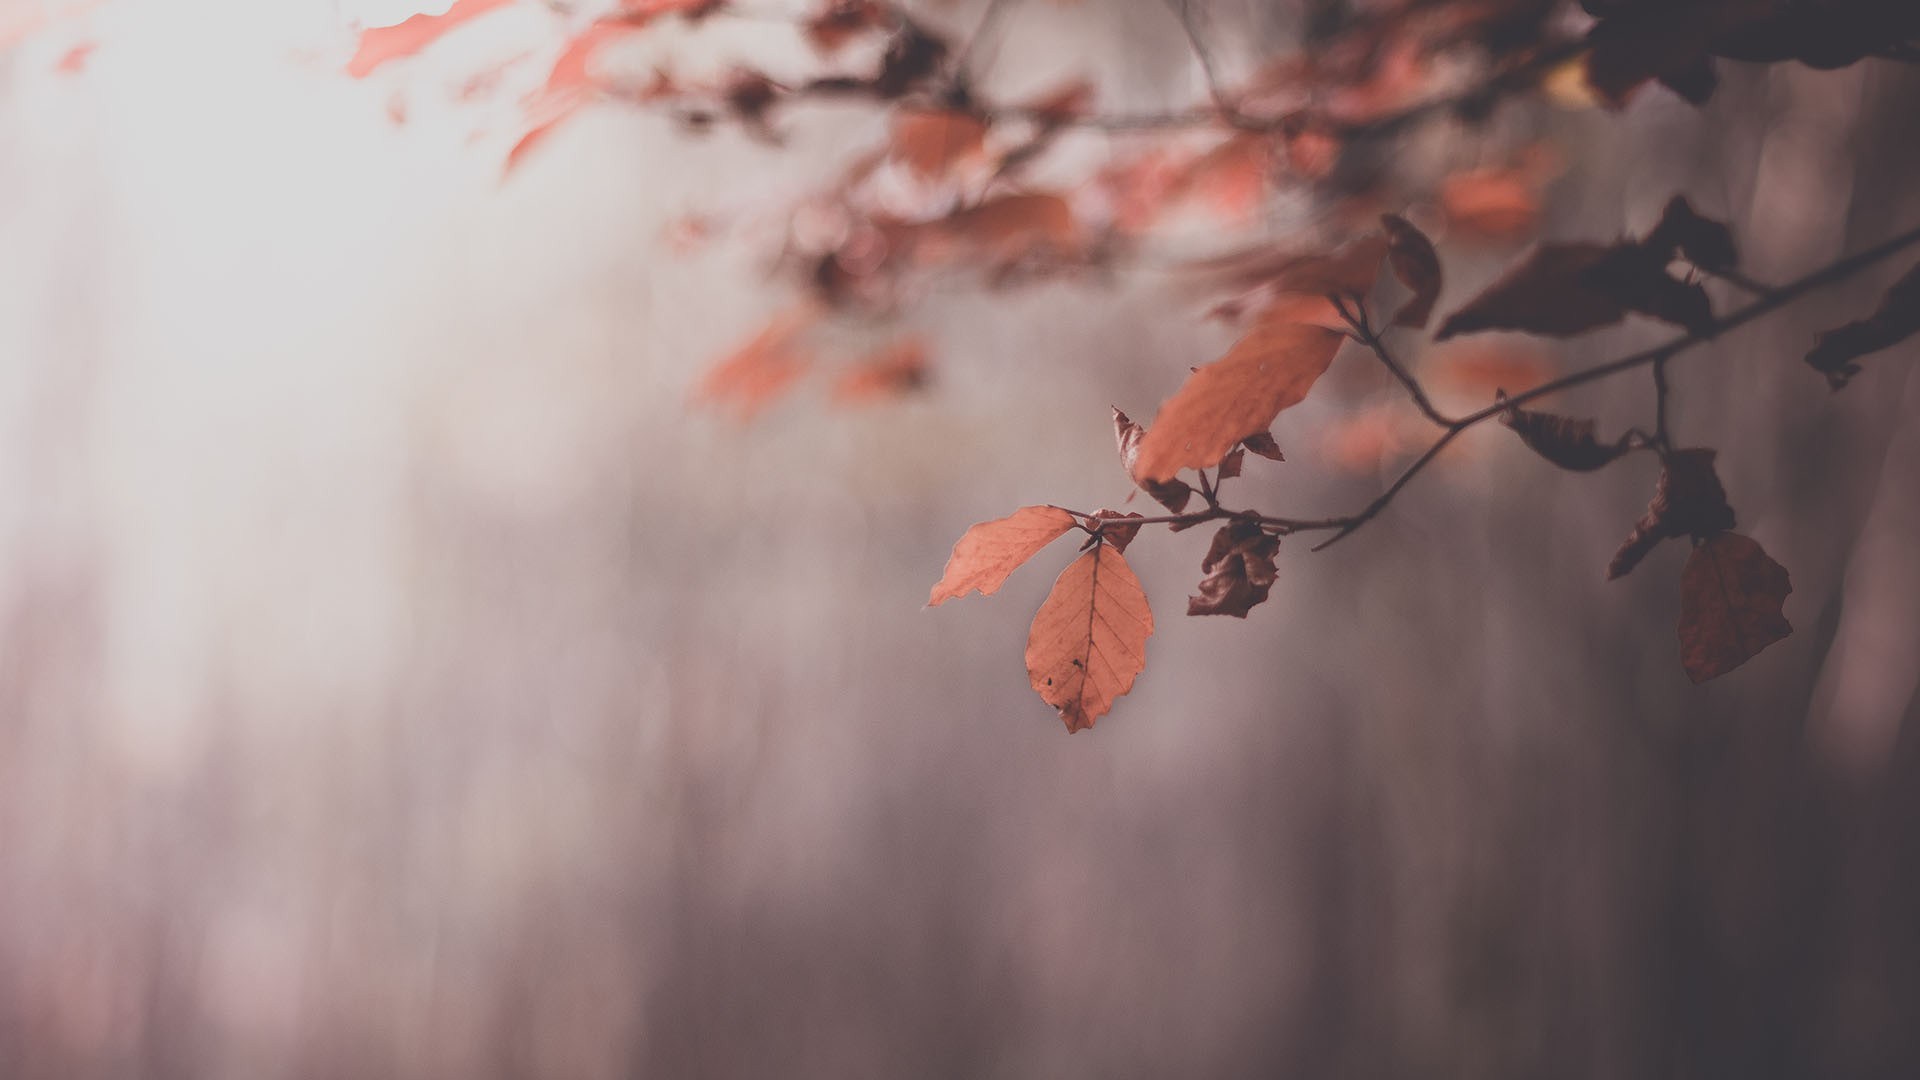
<box><xmin>1</xmin><ymin>1</ymin><xmax>1918</xmax><ymax>1076</ymax></box>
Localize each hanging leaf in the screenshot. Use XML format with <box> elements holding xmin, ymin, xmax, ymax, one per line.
<box><xmin>928</xmin><ymin>506</ymin><xmax>1080</xmax><ymax>606</ymax></box>
<box><xmin>1678</xmin><ymin>532</ymin><xmax>1792</xmax><ymax>683</ymax></box>
<box><xmin>1382</xmin><ymin>214</ymin><xmax>1442</xmax><ymax>328</ymax></box>
<box><xmin>1187</xmin><ymin>519</ymin><xmax>1281</xmax><ymax>618</ymax></box>
<box><xmin>1133</xmin><ymin>310</ymin><xmax>1344</xmax><ymax>482</ymax></box>
<box><xmin>1805</xmin><ymin>261</ymin><xmax>1920</xmax><ymax>390</ymax></box>
<box><xmin>1498</xmin><ymin>400</ymin><xmax>1632</xmax><ymax>472</ymax></box>
<box><xmin>1216</xmin><ymin>446</ymin><xmax>1247</xmax><ymax>480</ymax></box>
<box><xmin>1026</xmin><ymin>543</ymin><xmax>1153</xmax><ymax>732</ymax></box>
<box><xmin>1085</xmin><ymin>509</ymin><xmax>1145</xmax><ymax>554</ymax></box>
<box><xmin>1113</xmin><ymin>408</ymin><xmax>1194</xmax><ymax>513</ymax></box>
<box><xmin>1607</xmin><ymin>448</ymin><xmax>1736</xmax><ymax>580</ymax></box>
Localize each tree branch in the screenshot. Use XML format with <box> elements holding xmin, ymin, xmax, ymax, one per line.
<box><xmin>1307</xmin><ymin>220</ymin><xmax>1920</xmax><ymax>549</ymax></box>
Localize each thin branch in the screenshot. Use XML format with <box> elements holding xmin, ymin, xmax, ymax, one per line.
<box><xmin>1308</xmin><ymin>220</ymin><xmax>1920</xmax><ymax>550</ymax></box>
<box><xmin>1335</xmin><ymin>296</ymin><xmax>1462</xmax><ymax>429</ymax></box>
<box><xmin>1650</xmin><ymin>357</ymin><xmax>1674</xmax><ymax>453</ymax></box>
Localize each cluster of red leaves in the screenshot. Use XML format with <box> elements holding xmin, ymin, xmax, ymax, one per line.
<box><xmin>932</xmin><ymin>187</ymin><xmax>1888</xmax><ymax>728</ymax></box>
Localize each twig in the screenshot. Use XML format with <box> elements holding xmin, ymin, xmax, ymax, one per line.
<box><xmin>1334</xmin><ymin>297</ymin><xmax>1462</xmax><ymax>429</ymax></box>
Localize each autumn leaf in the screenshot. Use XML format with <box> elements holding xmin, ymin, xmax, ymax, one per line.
<box><xmin>1436</xmin><ymin>241</ymin><xmax>1710</xmax><ymax>341</ymax></box>
<box><xmin>929</xmin><ymin>506</ymin><xmax>1080</xmax><ymax>606</ymax></box>
<box><xmin>831</xmin><ymin>339</ymin><xmax>931</xmax><ymax>405</ymax></box>
<box><xmin>1498</xmin><ymin>400</ymin><xmax>1631</xmax><ymax>472</ymax></box>
<box><xmin>1216</xmin><ymin>446</ymin><xmax>1245</xmax><ymax>479</ymax></box>
<box><xmin>1112</xmin><ymin>408</ymin><xmax>1193</xmax><ymax>513</ymax></box>
<box><xmin>1187</xmin><ymin>519</ymin><xmax>1280</xmax><ymax>618</ymax></box>
<box><xmin>1085</xmin><ymin>509</ymin><xmax>1145</xmax><ymax>553</ymax></box>
<box><xmin>1172</xmin><ymin>133</ymin><xmax>1277</xmax><ymax>221</ymax></box>
<box><xmin>1133</xmin><ymin>310</ymin><xmax>1345</xmax><ymax>482</ymax></box>
<box><xmin>690</xmin><ymin>307</ymin><xmax>818</xmax><ymax>419</ymax></box>
<box><xmin>1608</xmin><ymin>448</ymin><xmax>1736</xmax><ymax>580</ymax></box>
<box><xmin>1805</xmin><ymin>261</ymin><xmax>1920</xmax><ymax>390</ymax></box>
<box><xmin>1026</xmin><ymin>542</ymin><xmax>1153</xmax><ymax>732</ymax></box>
<box><xmin>1382</xmin><ymin>213</ymin><xmax>1442</xmax><ymax>328</ymax></box>
<box><xmin>347</xmin><ymin>0</ymin><xmax>517</xmax><ymax>78</ymax></box>
<box><xmin>1678</xmin><ymin>532</ymin><xmax>1792</xmax><ymax>683</ymax></box>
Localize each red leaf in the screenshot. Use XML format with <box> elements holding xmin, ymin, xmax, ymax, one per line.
<box><xmin>929</xmin><ymin>506</ymin><xmax>1080</xmax><ymax>606</ymax></box>
<box><xmin>1678</xmin><ymin>532</ymin><xmax>1792</xmax><ymax>683</ymax></box>
<box><xmin>1133</xmin><ymin>308</ymin><xmax>1345</xmax><ymax>482</ymax></box>
<box><xmin>1381</xmin><ymin>213</ymin><xmax>1442</xmax><ymax>328</ymax></box>
<box><xmin>1026</xmin><ymin>543</ymin><xmax>1153</xmax><ymax>732</ymax></box>
<box><xmin>347</xmin><ymin>0</ymin><xmax>518</xmax><ymax>79</ymax></box>
<box><xmin>1498</xmin><ymin>401</ymin><xmax>1630</xmax><ymax>472</ymax></box>
<box><xmin>1085</xmin><ymin>509</ymin><xmax>1145</xmax><ymax>554</ymax></box>
<box><xmin>1608</xmin><ymin>448</ymin><xmax>1736</xmax><ymax>580</ymax></box>
<box><xmin>1187</xmin><ymin>519</ymin><xmax>1280</xmax><ymax>618</ymax></box>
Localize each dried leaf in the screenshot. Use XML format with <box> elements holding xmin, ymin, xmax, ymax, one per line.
<box><xmin>1436</xmin><ymin>241</ymin><xmax>1711</xmax><ymax>341</ymax></box>
<box><xmin>1805</xmin><ymin>261</ymin><xmax>1920</xmax><ymax>390</ymax></box>
<box><xmin>1607</xmin><ymin>448</ymin><xmax>1736</xmax><ymax>580</ymax></box>
<box><xmin>347</xmin><ymin>0</ymin><xmax>517</xmax><ymax>78</ymax></box>
<box><xmin>1216</xmin><ymin>446</ymin><xmax>1246</xmax><ymax>479</ymax></box>
<box><xmin>1085</xmin><ymin>509</ymin><xmax>1145</xmax><ymax>553</ymax></box>
<box><xmin>1241</xmin><ymin>431</ymin><xmax>1285</xmax><ymax>461</ymax></box>
<box><xmin>1187</xmin><ymin>519</ymin><xmax>1280</xmax><ymax>618</ymax></box>
<box><xmin>1133</xmin><ymin>312</ymin><xmax>1344</xmax><ymax>482</ymax></box>
<box><xmin>1026</xmin><ymin>543</ymin><xmax>1153</xmax><ymax>732</ymax></box>
<box><xmin>1382</xmin><ymin>213</ymin><xmax>1442</xmax><ymax>328</ymax></box>
<box><xmin>928</xmin><ymin>506</ymin><xmax>1079</xmax><ymax>606</ymax></box>
<box><xmin>1113</xmin><ymin>408</ymin><xmax>1194</xmax><ymax>513</ymax></box>
<box><xmin>1499</xmin><ymin>400</ymin><xmax>1630</xmax><ymax>471</ymax></box>
<box><xmin>1678</xmin><ymin>532</ymin><xmax>1792</xmax><ymax>683</ymax></box>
